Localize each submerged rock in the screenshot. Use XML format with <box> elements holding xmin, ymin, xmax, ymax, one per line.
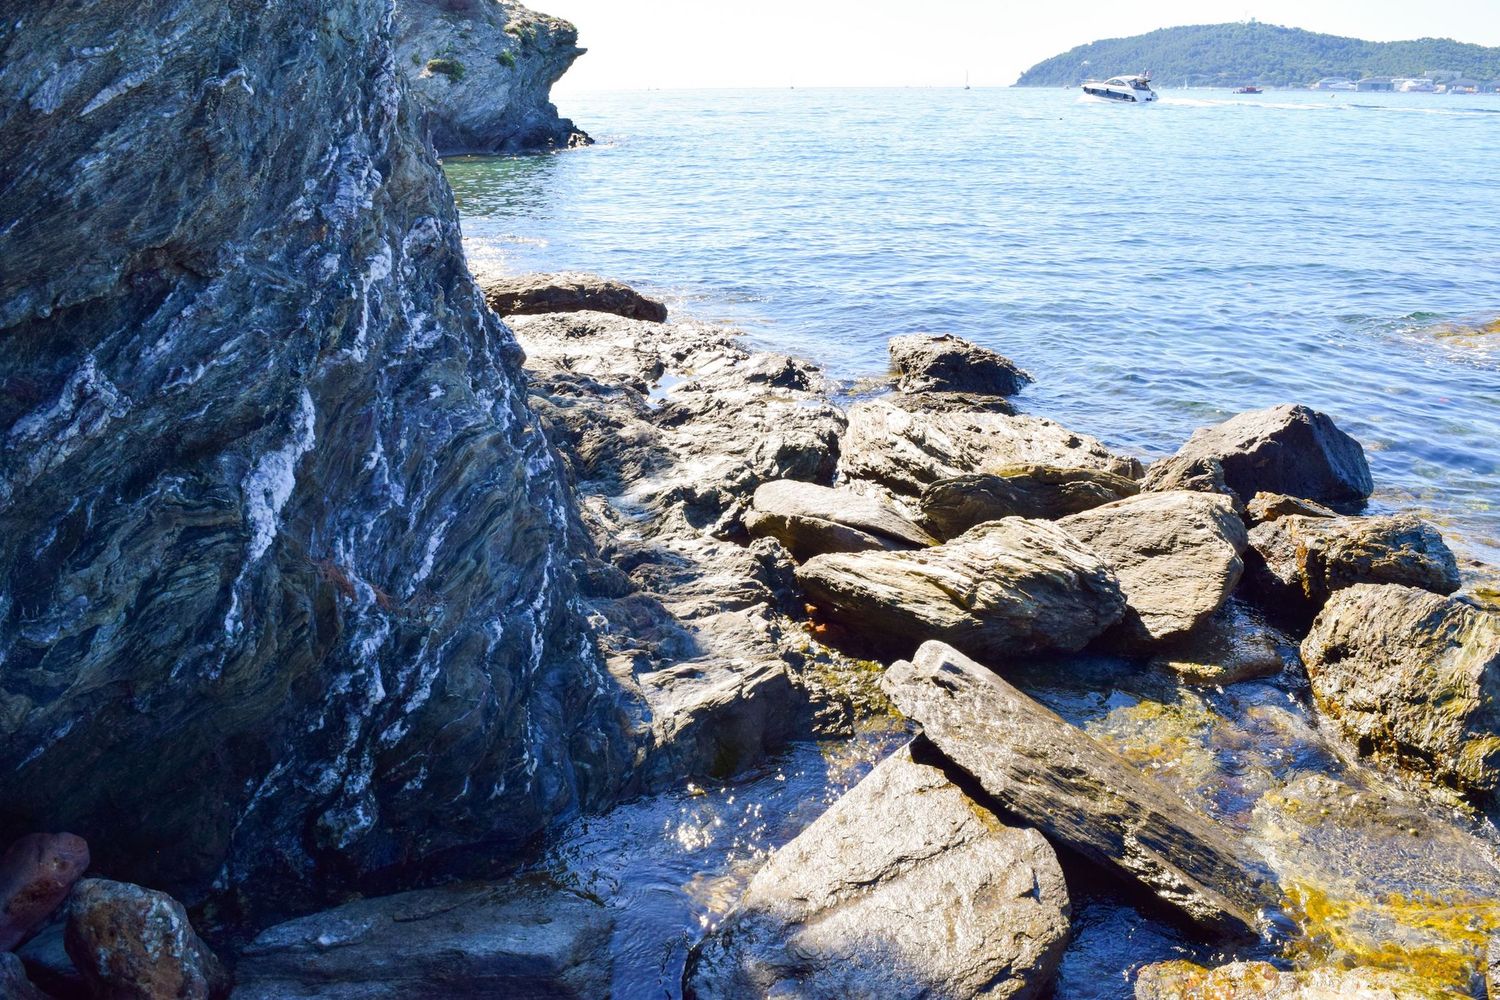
<box><xmin>840</xmin><ymin>399</ymin><xmax>1142</xmax><ymax>499</ymax></box>
<box><xmin>684</xmin><ymin>744</ymin><xmax>1070</xmax><ymax>1000</ymax></box>
<box><xmin>64</xmin><ymin>879</ymin><xmax>228</xmax><ymax>1000</ymax></box>
<box><xmin>1164</xmin><ymin>404</ymin><xmax>1373</xmax><ymax>504</ymax></box>
<box><xmin>796</xmin><ymin>519</ymin><xmax>1126</xmax><ymax>658</ymax></box>
<box><xmin>480</xmin><ymin>271</ymin><xmax>668</xmax><ymax>322</ymax></box>
<box><xmin>1246</xmin><ymin>513</ymin><xmax>1460</xmax><ymax>617</ymax></box>
<box><xmin>1147</xmin><ymin>599</ymin><xmax>1288</xmax><ymax>686</ymax></box>
<box><xmin>883</xmin><ymin>642</ymin><xmax>1277</xmax><ymax>937</ymax></box>
<box><xmin>234</xmin><ymin>879</ymin><xmax>612</xmax><ymax>999</ymax></box>
<box><xmin>1134</xmin><ymin>960</ymin><xmax>1466</xmax><ymax>999</ymax></box>
<box><xmin>744</xmin><ymin>480</ymin><xmax>935</xmax><ymax>560</ymax></box>
<box><xmin>919</xmin><ymin>465</ymin><xmax>1140</xmax><ymax>540</ymax></box>
<box><xmin>0</xmin><ymin>833</ymin><xmax>89</xmax><ymax>951</ymax></box>
<box><xmin>1059</xmin><ymin>491</ymin><xmax>1248</xmax><ymax>647</ymax></box>
<box><xmin>397</xmin><ymin>0</ymin><xmax>591</xmax><ymax>153</ymax></box>
<box><xmin>888</xmin><ymin>333</ymin><xmax>1033</xmax><ymax>397</ymax></box>
<box><xmin>1301</xmin><ymin>584</ymin><xmax>1500</xmax><ymax>801</ymax></box>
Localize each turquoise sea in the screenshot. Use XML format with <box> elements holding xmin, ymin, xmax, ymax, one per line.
<box><xmin>447</xmin><ymin>86</ymin><xmax>1500</xmax><ymax>569</ymax></box>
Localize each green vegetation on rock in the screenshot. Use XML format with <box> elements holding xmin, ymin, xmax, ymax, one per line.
<box><xmin>425</xmin><ymin>56</ymin><xmax>466</xmax><ymax>81</ymax></box>
<box><xmin>1015</xmin><ymin>22</ymin><xmax>1500</xmax><ymax>88</ymax></box>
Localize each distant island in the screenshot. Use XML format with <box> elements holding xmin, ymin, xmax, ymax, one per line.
<box><xmin>1015</xmin><ymin>22</ymin><xmax>1500</xmax><ymax>89</ymax></box>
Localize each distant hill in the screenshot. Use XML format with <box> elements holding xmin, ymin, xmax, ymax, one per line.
<box><xmin>1014</xmin><ymin>23</ymin><xmax>1500</xmax><ymax>88</ymax></box>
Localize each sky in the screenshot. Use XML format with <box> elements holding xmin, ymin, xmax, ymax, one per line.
<box><xmin>543</xmin><ymin>0</ymin><xmax>1500</xmax><ymax>91</ymax></box>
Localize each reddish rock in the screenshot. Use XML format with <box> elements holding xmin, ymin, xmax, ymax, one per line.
<box><xmin>0</xmin><ymin>832</ymin><xmax>90</xmax><ymax>951</ymax></box>
<box><xmin>64</xmin><ymin>879</ymin><xmax>229</xmax><ymax>1000</ymax></box>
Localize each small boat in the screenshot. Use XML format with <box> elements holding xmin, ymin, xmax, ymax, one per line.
<box><xmin>1081</xmin><ymin>72</ymin><xmax>1158</xmax><ymax>103</ymax></box>
<box><xmin>1235</xmin><ymin>86</ymin><xmax>1263</xmax><ymax>94</ymax></box>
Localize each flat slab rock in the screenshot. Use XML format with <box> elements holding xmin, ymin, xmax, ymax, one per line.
<box><xmin>883</xmin><ymin>641</ymin><xmax>1277</xmax><ymax>937</ymax></box>
<box><xmin>1302</xmin><ymin>583</ymin><xmax>1500</xmax><ymax>801</ymax></box>
<box><xmin>233</xmin><ymin>880</ymin><xmax>613</xmax><ymax>999</ymax></box>
<box><xmin>919</xmin><ymin>465</ymin><xmax>1140</xmax><ymax>540</ymax></box>
<box><xmin>888</xmin><ymin>333</ymin><xmax>1033</xmax><ymax>397</ymax></box>
<box><xmin>840</xmin><ymin>399</ymin><xmax>1142</xmax><ymax>499</ymax></box>
<box><xmin>1134</xmin><ymin>960</ymin><xmax>1466</xmax><ymax>999</ymax></box>
<box><xmin>685</xmin><ymin>743</ymin><xmax>1070</xmax><ymax>1000</ymax></box>
<box><xmin>1059</xmin><ymin>491</ymin><xmax>1248</xmax><ymax>648</ymax></box>
<box><xmin>796</xmin><ymin>518</ymin><xmax>1126</xmax><ymax>658</ymax></box>
<box><xmin>1164</xmin><ymin>404</ymin><xmax>1372</xmax><ymax>504</ymax></box>
<box><xmin>744</xmin><ymin>480</ymin><xmax>935</xmax><ymax>561</ymax></box>
<box><xmin>481</xmin><ymin>271</ymin><xmax>668</xmax><ymax>321</ymax></box>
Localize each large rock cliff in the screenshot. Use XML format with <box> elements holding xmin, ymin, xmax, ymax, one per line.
<box><xmin>397</xmin><ymin>0</ymin><xmax>591</xmax><ymax>154</ymax></box>
<box><xmin>0</xmin><ymin>1</ymin><xmax>633</xmax><ymax>926</ymax></box>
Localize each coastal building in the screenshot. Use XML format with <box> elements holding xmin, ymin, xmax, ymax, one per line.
<box><xmin>1355</xmin><ymin>77</ymin><xmax>1394</xmax><ymax>92</ymax></box>
<box><xmin>1310</xmin><ymin>77</ymin><xmax>1356</xmax><ymax>91</ymax></box>
<box><xmin>1447</xmin><ymin>79</ymin><xmax>1481</xmax><ymax>94</ymax></box>
<box><xmin>1395</xmin><ymin>78</ymin><xmax>1436</xmax><ymax>92</ymax></box>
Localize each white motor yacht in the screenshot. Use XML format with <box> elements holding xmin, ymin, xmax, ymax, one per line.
<box><xmin>1081</xmin><ymin>72</ymin><xmax>1158</xmax><ymax>103</ymax></box>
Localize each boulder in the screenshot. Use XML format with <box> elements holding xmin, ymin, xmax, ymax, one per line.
<box><xmin>1245</xmin><ymin>492</ymin><xmax>1338</xmax><ymax>525</ymax></box>
<box><xmin>883</xmin><ymin>642</ymin><xmax>1277</xmax><ymax>937</ymax></box>
<box><xmin>1164</xmin><ymin>405</ymin><xmax>1372</xmax><ymax>504</ymax></box>
<box><xmin>480</xmin><ymin>271</ymin><xmax>668</xmax><ymax>322</ymax></box>
<box><xmin>888</xmin><ymin>334</ymin><xmax>1033</xmax><ymax>397</ymax></box>
<box><xmin>1301</xmin><ymin>584</ymin><xmax>1500</xmax><ymax>801</ymax></box>
<box><xmin>1139</xmin><ymin>454</ymin><xmax>1234</xmax><ymax>499</ymax></box>
<box><xmin>0</xmin><ymin>833</ymin><xmax>89</xmax><ymax>951</ymax></box>
<box><xmin>1058</xmin><ymin>491</ymin><xmax>1248</xmax><ymax>647</ymax></box>
<box><xmin>796</xmin><ymin>519</ymin><xmax>1126</xmax><ymax>658</ymax></box>
<box><xmin>0</xmin><ymin>954</ymin><xmax>48</xmax><ymax>1000</ymax></box>
<box><xmin>840</xmin><ymin>399</ymin><xmax>1142</xmax><ymax>499</ymax></box>
<box><xmin>234</xmin><ymin>879</ymin><xmax>612</xmax><ymax>1000</ymax></box>
<box><xmin>1246</xmin><ymin>513</ymin><xmax>1460</xmax><ymax>616</ymax></box>
<box><xmin>64</xmin><ymin>879</ymin><xmax>229</xmax><ymax>1000</ymax></box>
<box><xmin>1147</xmin><ymin>599</ymin><xmax>1288</xmax><ymax>687</ymax></box>
<box><xmin>1134</xmin><ymin>960</ymin><xmax>1465</xmax><ymax>999</ymax></box>
<box><xmin>743</xmin><ymin>480</ymin><xmax>935</xmax><ymax>561</ymax></box>
<box><xmin>919</xmin><ymin>465</ymin><xmax>1140</xmax><ymax>540</ymax></box>
<box><xmin>684</xmin><ymin>744</ymin><xmax>1070</xmax><ymax>1000</ymax></box>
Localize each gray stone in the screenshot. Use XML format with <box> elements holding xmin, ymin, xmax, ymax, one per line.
<box><xmin>888</xmin><ymin>334</ymin><xmax>1033</xmax><ymax>397</ymax></box>
<box><xmin>397</xmin><ymin>0</ymin><xmax>591</xmax><ymax>154</ymax></box>
<box><xmin>1164</xmin><ymin>404</ymin><xmax>1372</xmax><ymax>504</ymax></box>
<box><xmin>1059</xmin><ymin>491</ymin><xmax>1248</xmax><ymax>647</ymax></box>
<box><xmin>1245</xmin><ymin>492</ymin><xmax>1338</xmax><ymax>525</ymax></box>
<box><xmin>0</xmin><ymin>954</ymin><xmax>48</xmax><ymax>1000</ymax></box>
<box><xmin>1148</xmin><ymin>600</ymin><xmax>1288</xmax><ymax>687</ymax></box>
<box><xmin>65</xmin><ymin>879</ymin><xmax>229</xmax><ymax>1000</ymax></box>
<box><xmin>883</xmin><ymin>641</ymin><xmax>1277</xmax><ymax>937</ymax></box>
<box><xmin>1302</xmin><ymin>584</ymin><xmax>1500</xmax><ymax>801</ymax></box>
<box><xmin>744</xmin><ymin>480</ymin><xmax>935</xmax><ymax>560</ymax></box>
<box><xmin>480</xmin><ymin>271</ymin><xmax>668</xmax><ymax>322</ymax></box>
<box><xmin>920</xmin><ymin>465</ymin><xmax>1140</xmax><ymax>540</ymax></box>
<box><xmin>1139</xmin><ymin>454</ymin><xmax>1235</xmax><ymax>499</ymax></box>
<box><xmin>840</xmin><ymin>399</ymin><xmax>1142</xmax><ymax>499</ymax></box>
<box><xmin>796</xmin><ymin>519</ymin><xmax>1127</xmax><ymax>658</ymax></box>
<box><xmin>15</xmin><ymin>922</ymin><xmax>84</xmax><ymax>1000</ymax></box>
<box><xmin>1247</xmin><ymin>514</ymin><xmax>1460</xmax><ymax>616</ymax></box>
<box><xmin>233</xmin><ymin>879</ymin><xmax>612</xmax><ymax>999</ymax></box>
<box><xmin>685</xmin><ymin>744</ymin><xmax>1070</xmax><ymax>1000</ymax></box>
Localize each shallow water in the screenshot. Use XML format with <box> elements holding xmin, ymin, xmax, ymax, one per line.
<box><xmin>448</xmin><ymin>86</ymin><xmax>1500</xmax><ymax>567</ymax></box>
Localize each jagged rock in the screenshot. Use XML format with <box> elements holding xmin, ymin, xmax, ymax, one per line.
<box><xmin>883</xmin><ymin>390</ymin><xmax>1017</xmax><ymax>416</ymax></box>
<box><xmin>919</xmin><ymin>465</ymin><xmax>1140</xmax><ymax>540</ymax></box>
<box><xmin>1245</xmin><ymin>492</ymin><xmax>1338</xmax><ymax>525</ymax></box>
<box><xmin>685</xmin><ymin>744</ymin><xmax>1069</xmax><ymax>1000</ymax></box>
<box><xmin>0</xmin><ymin>954</ymin><xmax>48</xmax><ymax>1000</ymax></box>
<box><xmin>883</xmin><ymin>642</ymin><xmax>1276</xmax><ymax>937</ymax></box>
<box><xmin>1139</xmin><ymin>454</ymin><xmax>1234</xmax><ymax>498</ymax></box>
<box><xmin>1246</xmin><ymin>513</ymin><xmax>1460</xmax><ymax>616</ymax></box>
<box><xmin>1059</xmin><ymin>491</ymin><xmax>1248</xmax><ymax>647</ymax></box>
<box><xmin>0</xmin><ymin>833</ymin><xmax>89</xmax><ymax>951</ymax></box>
<box><xmin>1301</xmin><ymin>584</ymin><xmax>1500</xmax><ymax>801</ymax></box>
<box><xmin>1134</xmin><ymin>960</ymin><xmax>1465</xmax><ymax>999</ymax></box>
<box><xmin>1164</xmin><ymin>405</ymin><xmax>1373</xmax><ymax>504</ymax></box>
<box><xmin>397</xmin><ymin>0</ymin><xmax>591</xmax><ymax>153</ymax></box>
<box><xmin>744</xmin><ymin>481</ymin><xmax>935</xmax><ymax>560</ymax></box>
<box><xmin>0</xmin><ymin>5</ymin><xmax>636</xmax><ymax>921</ymax></box>
<box><xmin>888</xmin><ymin>334</ymin><xmax>1033</xmax><ymax>397</ymax></box>
<box><xmin>796</xmin><ymin>519</ymin><xmax>1126</xmax><ymax>658</ymax></box>
<box><xmin>480</xmin><ymin>272</ymin><xmax>668</xmax><ymax>322</ymax></box>
<box><xmin>840</xmin><ymin>399</ymin><xmax>1142</xmax><ymax>499</ymax></box>
<box><xmin>64</xmin><ymin>879</ymin><xmax>228</xmax><ymax>1000</ymax></box>
<box><xmin>1147</xmin><ymin>600</ymin><xmax>1288</xmax><ymax>686</ymax></box>
<box><xmin>234</xmin><ymin>879</ymin><xmax>612</xmax><ymax>999</ymax></box>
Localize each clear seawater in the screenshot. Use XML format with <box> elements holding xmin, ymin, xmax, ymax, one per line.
<box><xmin>446</xmin><ymin>86</ymin><xmax>1500</xmax><ymax>568</ymax></box>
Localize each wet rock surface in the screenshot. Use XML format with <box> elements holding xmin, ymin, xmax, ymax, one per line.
<box><xmin>0</xmin><ymin>3</ymin><xmax>635</xmax><ymax>923</ymax></box>
<box><xmin>480</xmin><ymin>271</ymin><xmax>668</xmax><ymax>322</ymax></box>
<box><xmin>888</xmin><ymin>333</ymin><xmax>1033</xmax><ymax>397</ymax></box>
<box><xmin>234</xmin><ymin>879</ymin><xmax>612</xmax><ymax>999</ymax></box>
<box><xmin>0</xmin><ymin>833</ymin><xmax>89</xmax><ymax>951</ymax></box>
<box><xmin>919</xmin><ymin>465</ymin><xmax>1140</xmax><ymax>540</ymax></box>
<box><xmin>1165</xmin><ymin>405</ymin><xmax>1373</xmax><ymax>504</ymax></box>
<box><xmin>797</xmin><ymin>519</ymin><xmax>1127</xmax><ymax>658</ymax></box>
<box><xmin>1059</xmin><ymin>491</ymin><xmax>1248</xmax><ymax>647</ymax></box>
<box><xmin>1301</xmin><ymin>584</ymin><xmax>1500</xmax><ymax>801</ymax></box>
<box><xmin>397</xmin><ymin>0</ymin><xmax>591</xmax><ymax>153</ymax></box>
<box><xmin>684</xmin><ymin>744</ymin><xmax>1070</xmax><ymax>1000</ymax></box>
<box><xmin>1133</xmin><ymin>960</ymin><xmax>1465</xmax><ymax>999</ymax></box>
<box><xmin>1147</xmin><ymin>600</ymin><xmax>1290</xmax><ymax>687</ymax></box>
<box><xmin>744</xmin><ymin>480</ymin><xmax>935</xmax><ymax>560</ymax></box>
<box><xmin>65</xmin><ymin>879</ymin><xmax>229</xmax><ymax>1000</ymax></box>
<box><xmin>884</xmin><ymin>642</ymin><xmax>1277</xmax><ymax>937</ymax></box>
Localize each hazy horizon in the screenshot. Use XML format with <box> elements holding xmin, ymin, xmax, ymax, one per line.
<box><xmin>545</xmin><ymin>0</ymin><xmax>1500</xmax><ymax>93</ymax></box>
